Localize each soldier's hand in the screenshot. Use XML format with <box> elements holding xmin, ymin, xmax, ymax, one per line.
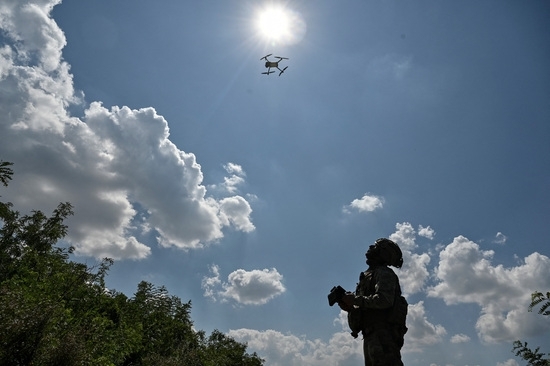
<box><xmin>338</xmin><ymin>293</ymin><xmax>356</xmax><ymax>312</ymax></box>
<box><xmin>337</xmin><ymin>301</ymin><xmax>353</xmax><ymax>312</ymax></box>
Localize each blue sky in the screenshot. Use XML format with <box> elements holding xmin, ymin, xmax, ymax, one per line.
<box><xmin>1</xmin><ymin>0</ymin><xmax>550</xmax><ymax>365</ymax></box>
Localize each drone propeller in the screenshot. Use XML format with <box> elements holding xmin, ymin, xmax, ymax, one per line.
<box><xmin>275</xmin><ymin>56</ymin><xmax>288</xmax><ymax>60</ymax></box>
<box><xmin>260</xmin><ymin>54</ymin><xmax>273</xmax><ymax>60</ymax></box>
<box><xmin>262</xmin><ymin>71</ymin><xmax>274</xmax><ymax>75</ymax></box>
<box><xmin>278</xmin><ymin>66</ymin><xmax>288</xmax><ymax>76</ymax></box>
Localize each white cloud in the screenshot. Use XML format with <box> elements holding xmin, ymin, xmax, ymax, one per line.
<box><xmin>333</xmin><ymin>310</ymin><xmax>350</xmax><ymax>331</ymax></box>
<box><xmin>210</xmin><ymin>163</ymin><xmax>246</xmax><ymax>194</ymax></box>
<box><xmin>418</xmin><ymin>225</ymin><xmax>435</xmax><ymax>240</ymax></box>
<box><xmin>224</xmin><ymin>162</ymin><xmax>245</xmax><ymax>176</ymax></box>
<box><xmin>219</xmin><ymin>195</ymin><xmax>255</xmax><ymax>232</ymax></box>
<box><xmin>427</xmin><ymin>236</ymin><xmax>550</xmax><ymax>343</ymax></box>
<box><xmin>401</xmin><ymin>251</ymin><xmax>431</xmax><ymax>296</ymax></box>
<box><xmin>228</xmin><ymin>328</ymin><xmax>363</xmax><ymax>366</ymax></box>
<box><xmin>223</xmin><ymin>175</ymin><xmax>245</xmax><ymax>194</ymax></box>
<box><xmin>224</xmin><ymin>230</ymin><xmax>548</xmax><ymax>362</ymax></box>
<box><xmin>343</xmin><ymin>193</ymin><xmax>384</xmax><ymax>214</ymax></box>
<box><xmin>450</xmin><ymin>333</ymin><xmax>470</xmax><ymax>343</ymax></box>
<box><xmin>201</xmin><ymin>264</ymin><xmax>222</xmax><ymax>299</ymax></box>
<box><xmin>497</xmin><ymin>359</ymin><xmax>519</xmax><ymax>366</ymax></box>
<box><xmin>390</xmin><ymin>222</ymin><xmax>417</xmax><ymax>251</ymax></box>
<box><xmin>226</xmin><ymin>302</ymin><xmax>445</xmax><ymax>364</ymax></box>
<box><xmin>493</xmin><ymin>232</ymin><xmax>507</xmax><ymax>245</ymax></box>
<box><xmin>403</xmin><ymin>301</ymin><xmax>447</xmax><ymax>352</ymax></box>
<box><xmin>0</xmin><ymin>0</ymin><xmax>65</xmax><ymax>72</ymax></box>
<box><xmin>0</xmin><ymin>0</ymin><xmax>255</xmax><ymax>259</ymax></box>
<box><xmin>390</xmin><ymin>222</ymin><xmax>431</xmax><ymax>295</ymax></box>
<box><xmin>202</xmin><ymin>266</ymin><xmax>285</xmax><ymax>305</ymax></box>
<box><xmin>229</xmin><ymin>302</ymin><xmax>445</xmax><ymax>365</ymax></box>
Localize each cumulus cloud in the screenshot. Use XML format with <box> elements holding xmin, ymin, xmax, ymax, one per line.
<box><xmin>427</xmin><ymin>236</ymin><xmax>550</xmax><ymax>343</ymax></box>
<box><xmin>389</xmin><ymin>222</ymin><xmax>431</xmax><ymax>295</ymax></box>
<box><xmin>0</xmin><ymin>0</ymin><xmax>65</xmax><ymax>72</ymax></box>
<box><xmin>224</xmin><ymin>162</ymin><xmax>245</xmax><ymax>176</ymax></box>
<box><xmin>223</xmin><ymin>175</ymin><xmax>245</xmax><ymax>194</ymax></box>
<box><xmin>418</xmin><ymin>225</ymin><xmax>435</xmax><ymax>240</ymax></box>
<box><xmin>209</xmin><ymin>163</ymin><xmax>247</xmax><ymax>195</ymax></box>
<box><xmin>403</xmin><ymin>301</ymin><xmax>446</xmax><ymax>352</ymax></box>
<box><xmin>223</xmin><ymin>228</ymin><xmax>547</xmax><ymax>363</ymax></box>
<box><xmin>343</xmin><ymin>193</ymin><xmax>384</xmax><ymax>214</ymax></box>
<box><xmin>228</xmin><ymin>302</ymin><xmax>444</xmax><ymax>365</ymax></box>
<box><xmin>450</xmin><ymin>333</ymin><xmax>470</xmax><ymax>343</ymax></box>
<box><xmin>228</xmin><ymin>328</ymin><xmax>363</xmax><ymax>366</ymax></box>
<box><xmin>227</xmin><ymin>303</ymin><xmax>444</xmax><ymax>364</ymax></box>
<box><xmin>333</xmin><ymin>310</ymin><xmax>350</xmax><ymax>331</ymax></box>
<box><xmin>202</xmin><ymin>265</ymin><xmax>285</xmax><ymax>305</ymax></box>
<box><xmin>201</xmin><ymin>264</ymin><xmax>222</xmax><ymax>299</ymax></box>
<box><xmin>218</xmin><ymin>195</ymin><xmax>255</xmax><ymax>232</ymax></box>
<box><xmin>0</xmin><ymin>1</ymin><xmax>255</xmax><ymax>259</ymax></box>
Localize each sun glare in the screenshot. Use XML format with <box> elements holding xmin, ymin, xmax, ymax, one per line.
<box><xmin>254</xmin><ymin>4</ymin><xmax>306</xmax><ymax>46</ymax></box>
<box><xmin>257</xmin><ymin>7</ymin><xmax>289</xmax><ymax>41</ymax></box>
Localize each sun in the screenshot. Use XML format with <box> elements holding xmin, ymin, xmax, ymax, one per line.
<box><xmin>254</xmin><ymin>4</ymin><xmax>306</xmax><ymax>46</ymax></box>
<box><xmin>257</xmin><ymin>6</ymin><xmax>290</xmax><ymax>42</ymax></box>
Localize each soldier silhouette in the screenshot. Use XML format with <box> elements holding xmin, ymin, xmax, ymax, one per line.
<box><xmin>338</xmin><ymin>238</ymin><xmax>408</xmax><ymax>366</ymax></box>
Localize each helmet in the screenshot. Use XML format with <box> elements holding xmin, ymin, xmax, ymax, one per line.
<box><xmin>374</xmin><ymin>238</ymin><xmax>403</xmax><ymax>268</ymax></box>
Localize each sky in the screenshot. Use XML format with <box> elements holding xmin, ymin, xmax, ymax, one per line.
<box><xmin>1</xmin><ymin>0</ymin><xmax>550</xmax><ymax>365</ymax></box>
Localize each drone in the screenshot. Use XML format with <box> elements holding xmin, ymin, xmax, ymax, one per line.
<box><xmin>261</xmin><ymin>54</ymin><xmax>288</xmax><ymax>76</ymax></box>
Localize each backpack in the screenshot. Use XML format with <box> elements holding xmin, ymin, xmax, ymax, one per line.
<box><xmin>389</xmin><ymin>292</ymin><xmax>408</xmax><ymax>328</ymax></box>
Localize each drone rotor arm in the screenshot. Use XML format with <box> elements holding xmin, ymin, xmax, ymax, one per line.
<box><xmin>261</xmin><ymin>53</ymin><xmax>273</xmax><ymax>60</ymax></box>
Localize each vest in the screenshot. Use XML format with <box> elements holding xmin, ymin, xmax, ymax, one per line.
<box><xmin>347</xmin><ymin>267</ymin><xmax>408</xmax><ymax>337</ymax></box>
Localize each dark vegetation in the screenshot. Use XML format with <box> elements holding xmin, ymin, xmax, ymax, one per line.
<box><xmin>0</xmin><ymin>161</ymin><xmax>263</xmax><ymax>365</ymax></box>
<box><xmin>513</xmin><ymin>291</ymin><xmax>550</xmax><ymax>366</ymax></box>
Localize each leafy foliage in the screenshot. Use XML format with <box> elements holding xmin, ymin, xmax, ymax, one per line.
<box><xmin>512</xmin><ymin>291</ymin><xmax>550</xmax><ymax>366</ymax></box>
<box><xmin>0</xmin><ymin>160</ymin><xmax>13</xmax><ymax>187</ymax></box>
<box><xmin>529</xmin><ymin>291</ymin><xmax>550</xmax><ymax>316</ymax></box>
<box><xmin>0</xmin><ymin>161</ymin><xmax>263</xmax><ymax>365</ymax></box>
<box><xmin>513</xmin><ymin>341</ymin><xmax>550</xmax><ymax>366</ymax></box>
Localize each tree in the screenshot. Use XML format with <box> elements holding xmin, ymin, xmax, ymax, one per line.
<box><xmin>0</xmin><ymin>160</ymin><xmax>13</xmax><ymax>187</ymax></box>
<box><xmin>199</xmin><ymin>329</ymin><xmax>264</xmax><ymax>366</ymax></box>
<box><xmin>123</xmin><ymin>281</ymin><xmax>201</xmax><ymax>365</ymax></box>
<box><xmin>528</xmin><ymin>291</ymin><xmax>550</xmax><ymax>316</ymax></box>
<box><xmin>513</xmin><ymin>291</ymin><xmax>550</xmax><ymax>366</ymax></box>
<box><xmin>0</xmin><ymin>161</ymin><xmax>264</xmax><ymax>365</ymax></box>
<box><xmin>0</xmin><ymin>193</ymin><xmax>135</xmax><ymax>364</ymax></box>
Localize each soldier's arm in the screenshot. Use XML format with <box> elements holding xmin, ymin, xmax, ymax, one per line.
<box><xmin>353</xmin><ymin>269</ymin><xmax>397</xmax><ymax>309</ymax></box>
